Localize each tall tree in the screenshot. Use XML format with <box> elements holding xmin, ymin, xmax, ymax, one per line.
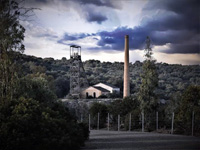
<box><xmin>0</xmin><ymin>0</ymin><xmax>25</xmax><ymax>100</ymax></box>
<box><xmin>138</xmin><ymin>36</ymin><xmax>158</xmax><ymax>130</ymax></box>
<box><xmin>0</xmin><ymin>2</ymin><xmax>89</xmax><ymax>149</ymax></box>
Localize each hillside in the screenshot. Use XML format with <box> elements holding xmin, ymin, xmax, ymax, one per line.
<box><xmin>15</xmin><ymin>52</ymin><xmax>200</xmax><ymax>100</ymax></box>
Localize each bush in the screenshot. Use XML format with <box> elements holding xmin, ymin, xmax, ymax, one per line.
<box><xmin>0</xmin><ymin>77</ymin><xmax>89</xmax><ymax>150</ymax></box>
<box><xmin>89</xmin><ymin>102</ymin><xmax>108</xmax><ymax>128</ymax></box>
<box><xmin>124</xmin><ymin>109</ymin><xmax>141</xmax><ymax>130</ymax></box>
<box><xmin>108</xmin><ymin>97</ymin><xmax>140</xmax><ymax>129</ymax></box>
<box><xmin>98</xmin><ymin>94</ymin><xmax>108</xmax><ymax>98</ymax></box>
<box><xmin>0</xmin><ymin>97</ymin><xmax>89</xmax><ymax>150</ymax></box>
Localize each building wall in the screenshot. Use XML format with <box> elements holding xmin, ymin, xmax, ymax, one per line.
<box><xmin>102</xmin><ymin>91</ymin><xmax>110</xmax><ymax>95</ymax></box>
<box><xmin>112</xmin><ymin>88</ymin><xmax>120</xmax><ymax>93</ymax></box>
<box><xmin>81</xmin><ymin>87</ymin><xmax>102</xmax><ymax>98</ymax></box>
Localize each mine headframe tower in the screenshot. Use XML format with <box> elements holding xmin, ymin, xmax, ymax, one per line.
<box><xmin>69</xmin><ymin>45</ymin><xmax>88</xmax><ymax>98</ymax></box>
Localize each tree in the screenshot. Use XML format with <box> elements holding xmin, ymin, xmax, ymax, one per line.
<box><xmin>138</xmin><ymin>36</ymin><xmax>158</xmax><ymax>131</ymax></box>
<box><xmin>175</xmin><ymin>85</ymin><xmax>200</xmax><ymax>135</ymax></box>
<box><xmin>54</xmin><ymin>76</ymin><xmax>70</xmax><ymax>98</ymax></box>
<box><xmin>0</xmin><ymin>1</ymin><xmax>89</xmax><ymax>149</ymax></box>
<box><xmin>17</xmin><ymin>76</ymin><xmax>57</xmax><ymax>104</ymax></box>
<box><xmin>0</xmin><ymin>0</ymin><xmax>26</xmax><ymax>100</ymax></box>
<box><xmin>0</xmin><ymin>0</ymin><xmax>25</xmax><ymax>54</ymax></box>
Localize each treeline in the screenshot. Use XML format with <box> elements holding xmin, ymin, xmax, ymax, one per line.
<box><xmin>15</xmin><ymin>53</ymin><xmax>200</xmax><ymax>100</ymax></box>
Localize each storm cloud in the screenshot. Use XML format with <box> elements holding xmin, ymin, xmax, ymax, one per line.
<box><xmin>75</xmin><ymin>0</ymin><xmax>121</xmax><ymax>9</ymax></box>
<box><xmin>57</xmin><ymin>33</ymin><xmax>93</xmax><ymax>45</ymax></box>
<box><xmin>75</xmin><ymin>0</ymin><xmax>121</xmax><ymax>24</ymax></box>
<box><xmin>82</xmin><ymin>6</ymin><xmax>108</xmax><ymax>24</ymax></box>
<box><xmin>25</xmin><ymin>0</ymin><xmax>120</xmax><ymax>24</ymax></box>
<box><xmin>85</xmin><ymin>12</ymin><xmax>107</xmax><ymax>24</ymax></box>
<box><xmin>58</xmin><ymin>0</ymin><xmax>199</xmax><ymax>54</ymax></box>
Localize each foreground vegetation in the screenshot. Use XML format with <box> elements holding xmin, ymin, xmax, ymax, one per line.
<box><xmin>0</xmin><ymin>1</ymin><xmax>89</xmax><ymax>150</ymax></box>
<box><xmin>0</xmin><ymin>78</ymin><xmax>89</xmax><ymax>149</ymax></box>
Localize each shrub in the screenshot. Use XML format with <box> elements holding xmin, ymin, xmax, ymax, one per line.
<box><xmin>89</xmin><ymin>102</ymin><xmax>108</xmax><ymax>128</ymax></box>
<box><xmin>0</xmin><ymin>97</ymin><xmax>89</xmax><ymax>150</ymax></box>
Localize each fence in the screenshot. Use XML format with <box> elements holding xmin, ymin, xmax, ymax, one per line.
<box><xmin>78</xmin><ymin>111</ymin><xmax>199</xmax><ymax>136</ymax></box>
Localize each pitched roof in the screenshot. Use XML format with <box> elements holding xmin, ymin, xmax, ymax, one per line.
<box><xmin>70</xmin><ymin>45</ymin><xmax>81</xmax><ymax>48</ymax></box>
<box><xmin>97</xmin><ymin>83</ymin><xmax>118</xmax><ymax>88</ymax></box>
<box><xmin>93</xmin><ymin>86</ymin><xmax>110</xmax><ymax>92</ymax></box>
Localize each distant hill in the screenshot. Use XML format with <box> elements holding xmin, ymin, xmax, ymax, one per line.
<box><xmin>15</xmin><ymin>52</ymin><xmax>200</xmax><ymax>100</ymax></box>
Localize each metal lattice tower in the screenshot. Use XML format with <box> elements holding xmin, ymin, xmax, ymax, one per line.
<box><xmin>69</xmin><ymin>45</ymin><xmax>88</xmax><ymax>98</ymax></box>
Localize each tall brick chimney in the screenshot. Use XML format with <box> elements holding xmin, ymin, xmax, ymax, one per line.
<box><xmin>123</xmin><ymin>35</ymin><xmax>130</xmax><ymax>98</ymax></box>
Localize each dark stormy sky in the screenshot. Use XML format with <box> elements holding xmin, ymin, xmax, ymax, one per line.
<box><xmin>22</xmin><ymin>0</ymin><xmax>200</xmax><ymax>65</ymax></box>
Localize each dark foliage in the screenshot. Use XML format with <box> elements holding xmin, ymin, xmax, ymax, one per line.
<box><xmin>0</xmin><ymin>1</ymin><xmax>89</xmax><ymax>150</ymax></box>
<box><xmin>89</xmin><ymin>102</ymin><xmax>108</xmax><ymax>128</ymax></box>
<box><xmin>0</xmin><ymin>77</ymin><xmax>89</xmax><ymax>150</ymax></box>
<box><xmin>108</xmin><ymin>97</ymin><xmax>140</xmax><ymax>128</ymax></box>
<box><xmin>175</xmin><ymin>85</ymin><xmax>200</xmax><ymax>135</ymax></box>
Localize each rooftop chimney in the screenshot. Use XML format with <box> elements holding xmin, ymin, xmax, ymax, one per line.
<box><xmin>123</xmin><ymin>35</ymin><xmax>130</xmax><ymax>98</ymax></box>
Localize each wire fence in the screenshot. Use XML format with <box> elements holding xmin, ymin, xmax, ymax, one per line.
<box><xmin>78</xmin><ymin>111</ymin><xmax>199</xmax><ymax>136</ymax></box>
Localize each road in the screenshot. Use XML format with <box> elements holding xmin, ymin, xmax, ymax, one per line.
<box><xmin>82</xmin><ymin>130</ymin><xmax>200</xmax><ymax>150</ymax></box>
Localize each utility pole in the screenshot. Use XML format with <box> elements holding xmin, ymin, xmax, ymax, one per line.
<box><xmin>156</xmin><ymin>111</ymin><xmax>158</xmax><ymax>131</ymax></box>
<box><xmin>118</xmin><ymin>114</ymin><xmax>120</xmax><ymax>131</ymax></box>
<box><xmin>97</xmin><ymin>112</ymin><xmax>100</xmax><ymax>130</ymax></box>
<box><xmin>107</xmin><ymin>113</ymin><xmax>110</xmax><ymax>131</ymax></box>
<box><xmin>192</xmin><ymin>111</ymin><xmax>194</xmax><ymax>136</ymax></box>
<box><xmin>142</xmin><ymin>112</ymin><xmax>144</xmax><ymax>132</ymax></box>
<box><xmin>129</xmin><ymin>113</ymin><xmax>131</xmax><ymax>131</ymax></box>
<box><xmin>171</xmin><ymin>112</ymin><xmax>174</xmax><ymax>134</ymax></box>
<box><xmin>89</xmin><ymin>114</ymin><xmax>91</xmax><ymax>131</ymax></box>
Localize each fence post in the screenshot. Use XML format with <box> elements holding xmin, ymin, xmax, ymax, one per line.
<box><xmin>192</xmin><ymin>111</ymin><xmax>194</xmax><ymax>136</ymax></box>
<box><xmin>89</xmin><ymin>114</ymin><xmax>91</xmax><ymax>131</ymax></box>
<box><xmin>171</xmin><ymin>112</ymin><xmax>174</xmax><ymax>134</ymax></box>
<box><xmin>81</xmin><ymin>114</ymin><xmax>83</xmax><ymax>123</ymax></box>
<box><xmin>156</xmin><ymin>111</ymin><xmax>158</xmax><ymax>131</ymax></box>
<box><xmin>142</xmin><ymin>111</ymin><xmax>144</xmax><ymax>132</ymax></box>
<box><xmin>97</xmin><ymin>112</ymin><xmax>100</xmax><ymax>130</ymax></box>
<box><xmin>118</xmin><ymin>114</ymin><xmax>120</xmax><ymax>131</ymax></box>
<box><xmin>129</xmin><ymin>113</ymin><xmax>132</xmax><ymax>131</ymax></box>
<box><xmin>107</xmin><ymin>113</ymin><xmax>110</xmax><ymax>131</ymax></box>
